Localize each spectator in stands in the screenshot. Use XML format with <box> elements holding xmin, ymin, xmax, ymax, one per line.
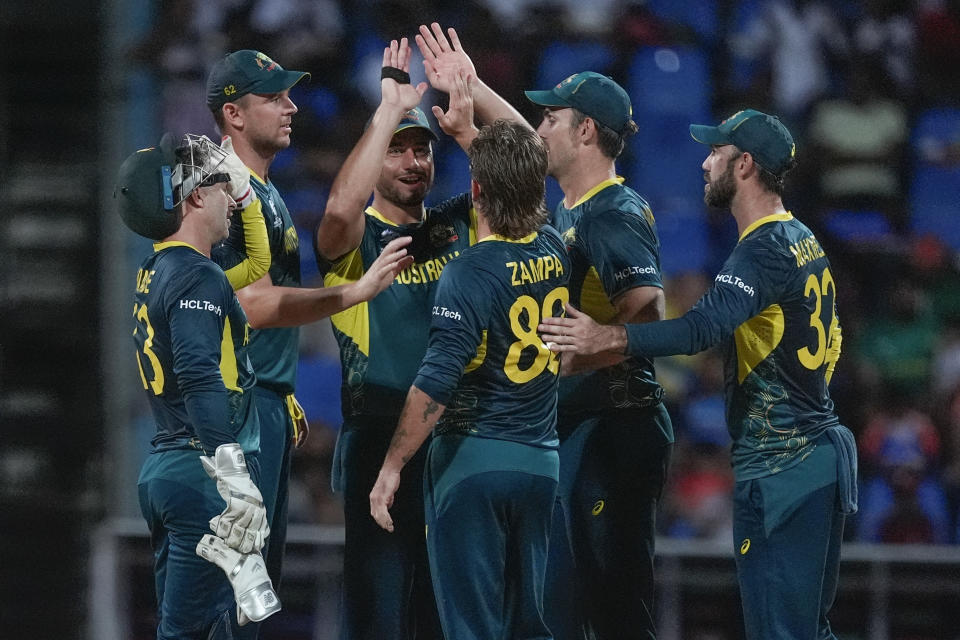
<box><xmin>729</xmin><ymin>0</ymin><xmax>848</xmax><ymax>123</ymax></box>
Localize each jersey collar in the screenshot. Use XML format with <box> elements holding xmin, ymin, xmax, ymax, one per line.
<box><xmin>365</xmin><ymin>205</ymin><xmax>426</xmax><ymax>227</ymax></box>
<box><xmin>153</xmin><ymin>240</ymin><xmax>204</xmax><ymax>254</ymax></box>
<box><xmin>248</xmin><ymin>167</ymin><xmax>267</xmax><ymax>186</ymax></box>
<box><xmin>478</xmin><ymin>231</ymin><xmax>538</xmax><ymax>244</ymax></box>
<box><xmin>739</xmin><ymin>211</ymin><xmax>793</xmax><ymax>242</ymax></box>
<box><xmin>569</xmin><ymin>176</ymin><xmax>624</xmax><ymax>209</ymax></box>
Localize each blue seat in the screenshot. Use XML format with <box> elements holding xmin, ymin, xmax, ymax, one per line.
<box><xmin>629</xmin><ymin>114</ymin><xmax>706</xmax><ymax>205</ymax></box>
<box><xmin>535</xmin><ymin>41</ymin><xmax>615</xmax><ymax>88</ymax></box>
<box><xmin>909</xmin><ymin>165</ymin><xmax>960</xmax><ymax>250</ymax></box>
<box><xmin>644</xmin><ymin>0</ymin><xmax>719</xmax><ymax>44</ymax></box>
<box><xmin>822</xmin><ymin>209</ymin><xmax>893</xmax><ymax>244</ymax></box>
<box><xmin>909</xmin><ymin>108</ymin><xmax>960</xmax><ymax>250</ymax></box>
<box><xmin>628</xmin><ymin>46</ymin><xmax>711</xmax><ymax>121</ymax></box>
<box><xmin>654</xmin><ymin>204</ymin><xmax>710</xmax><ymax>277</ymax></box>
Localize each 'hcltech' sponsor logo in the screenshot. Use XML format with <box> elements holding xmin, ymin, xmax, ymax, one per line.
<box><xmin>614</xmin><ymin>265</ymin><xmax>657</xmax><ymax>281</ymax></box>
<box><xmin>432</xmin><ymin>306</ymin><xmax>462</xmax><ymax>321</ymax></box>
<box><xmin>715</xmin><ymin>273</ymin><xmax>755</xmax><ymax>296</ymax></box>
<box><xmin>179</xmin><ymin>299</ymin><xmax>223</xmax><ymax>315</ymax></box>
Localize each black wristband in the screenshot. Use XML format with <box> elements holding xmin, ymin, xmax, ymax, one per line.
<box><xmin>381</xmin><ymin>66</ymin><xmax>411</xmax><ymax>84</ymax></box>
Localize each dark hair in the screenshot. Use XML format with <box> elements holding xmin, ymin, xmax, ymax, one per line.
<box><xmin>173</xmin><ymin>138</ymin><xmax>217</xmax><ymax>203</ymax></box>
<box><xmin>571</xmin><ymin>109</ymin><xmax>636</xmax><ymax>159</ymax></box>
<box><xmin>757</xmin><ymin>158</ymin><xmax>796</xmax><ymax>196</ymax></box>
<box><xmin>468</xmin><ymin>120</ymin><xmax>548</xmax><ymax>238</ymax></box>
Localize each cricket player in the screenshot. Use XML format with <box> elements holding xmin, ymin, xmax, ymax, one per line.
<box><xmin>314</xmin><ymin>28</ymin><xmax>529</xmax><ymax>640</ymax></box>
<box><xmin>206</xmin><ymin>51</ymin><xmax>414</xmax><ymax>637</ymax></box>
<box><xmin>539</xmin><ymin>109</ymin><xmax>858</xmax><ymax>640</ymax></box>
<box><xmin>525</xmin><ymin>71</ymin><xmax>673</xmax><ymax>640</ymax></box>
<box><xmin>117</xmin><ymin>133</ymin><xmax>275</xmax><ymax>639</ymax></box>
<box><xmin>370</xmin><ymin>118</ymin><xmax>570</xmax><ymax>640</ymax></box>
<box><xmin>117</xmin><ymin>132</ymin><xmax>411</xmax><ymax>639</ymax></box>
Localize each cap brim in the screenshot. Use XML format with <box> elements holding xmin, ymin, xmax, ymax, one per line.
<box><xmin>394</xmin><ymin>123</ymin><xmax>438</xmax><ymax>141</ymax></box>
<box><xmin>252</xmin><ymin>70</ymin><xmax>311</xmax><ymax>95</ymax></box>
<box><xmin>689</xmin><ymin>124</ymin><xmax>729</xmax><ymax>146</ymax></box>
<box><xmin>524</xmin><ymin>89</ymin><xmax>569</xmax><ymax>108</ymax></box>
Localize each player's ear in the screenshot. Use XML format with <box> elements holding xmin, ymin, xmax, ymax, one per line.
<box><xmin>579</xmin><ymin>116</ymin><xmax>597</xmax><ymax>144</ymax></box>
<box><xmin>222</xmin><ymin>102</ymin><xmax>243</xmax><ymax>130</ymax></box>
<box><xmin>185</xmin><ymin>186</ymin><xmax>205</xmax><ymax>210</ymax></box>
<box><xmin>470</xmin><ymin>178</ymin><xmax>481</xmax><ymax>202</ymax></box>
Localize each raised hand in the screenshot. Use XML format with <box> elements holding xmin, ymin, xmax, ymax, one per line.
<box><xmin>416</xmin><ymin>23</ymin><xmax>477</xmax><ymax>95</ymax></box>
<box><xmin>432</xmin><ymin>66</ymin><xmax>477</xmax><ymax>145</ymax></box>
<box><xmin>381</xmin><ymin>37</ymin><xmax>428</xmax><ymax>112</ymax></box>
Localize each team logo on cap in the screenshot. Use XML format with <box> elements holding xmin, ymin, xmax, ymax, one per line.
<box><xmin>557</xmin><ymin>74</ymin><xmax>577</xmax><ymax>89</ymax></box>
<box><xmin>401</xmin><ymin>110</ymin><xmax>420</xmax><ymax>123</ymax></box>
<box><xmin>255</xmin><ymin>52</ymin><xmax>277</xmax><ymax>71</ymax></box>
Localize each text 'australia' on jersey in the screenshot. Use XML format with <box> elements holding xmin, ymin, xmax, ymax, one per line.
<box><xmin>414</xmin><ymin>226</ymin><xmax>571</xmax><ymax>449</ymax></box>
<box><xmin>318</xmin><ymin>194</ymin><xmax>476</xmax><ymax>418</ymax></box>
<box><xmin>550</xmin><ymin>178</ymin><xmax>666</xmax><ymax>414</ymax></box>
<box><xmin>212</xmin><ymin>173</ymin><xmax>300</xmax><ymax>393</ymax></box>
<box><xmin>132</xmin><ymin>243</ymin><xmax>259</xmax><ymax>454</ymax></box>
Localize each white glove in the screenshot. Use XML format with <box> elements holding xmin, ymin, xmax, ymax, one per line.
<box><xmin>196</xmin><ymin>534</ymin><xmax>282</xmax><ymax>626</ymax></box>
<box><xmin>220</xmin><ymin>136</ymin><xmax>256</xmax><ymax>209</ymax></box>
<box><xmin>200</xmin><ymin>443</ymin><xmax>270</xmax><ymax>553</ymax></box>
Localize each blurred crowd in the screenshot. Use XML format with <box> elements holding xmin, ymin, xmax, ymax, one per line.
<box><xmin>129</xmin><ymin>0</ymin><xmax>960</xmax><ymax>544</ymax></box>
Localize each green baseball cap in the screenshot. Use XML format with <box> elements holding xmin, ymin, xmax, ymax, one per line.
<box><xmin>114</xmin><ymin>134</ymin><xmax>230</xmax><ymax>240</ymax></box>
<box><xmin>689</xmin><ymin>109</ymin><xmax>796</xmax><ymax>176</ymax></box>
<box><xmin>206</xmin><ymin>50</ymin><xmax>310</xmax><ymax>109</ymax></box>
<box><xmin>366</xmin><ymin>107</ymin><xmax>438</xmax><ymax>140</ymax></box>
<box><xmin>524</xmin><ymin>71</ymin><xmax>634</xmax><ymax>134</ymax></box>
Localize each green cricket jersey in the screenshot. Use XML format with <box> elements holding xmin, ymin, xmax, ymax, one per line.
<box><xmin>415</xmin><ymin>226</ymin><xmax>570</xmax><ymax>449</ymax></box>
<box><xmin>550</xmin><ymin>178</ymin><xmax>665</xmax><ymax>413</ymax></box>
<box><xmin>624</xmin><ymin>212</ymin><xmax>843</xmax><ymax>480</ymax></box>
<box><xmin>133</xmin><ymin>242</ymin><xmax>259</xmax><ymax>455</ymax></box>
<box><xmin>318</xmin><ymin>193</ymin><xmax>477</xmax><ymax>418</ymax></box>
<box><xmin>213</xmin><ymin>171</ymin><xmax>300</xmax><ymax>393</ymax></box>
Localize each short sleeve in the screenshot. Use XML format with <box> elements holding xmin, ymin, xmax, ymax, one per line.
<box><xmin>580</xmin><ymin>207</ymin><xmax>662</xmax><ymax>300</ymax></box>
<box><xmin>414</xmin><ymin>259</ymin><xmax>492</xmax><ymax>404</ymax></box>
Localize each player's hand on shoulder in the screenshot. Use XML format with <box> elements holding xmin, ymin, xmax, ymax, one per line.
<box><xmin>353</xmin><ymin>235</ymin><xmax>414</xmax><ymax>303</ymax></box>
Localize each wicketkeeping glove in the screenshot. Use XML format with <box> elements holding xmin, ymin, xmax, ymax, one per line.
<box><xmin>220</xmin><ymin>136</ymin><xmax>256</xmax><ymax>209</ymax></box>
<box><xmin>196</xmin><ymin>534</ymin><xmax>282</xmax><ymax>625</ymax></box>
<box><xmin>200</xmin><ymin>443</ymin><xmax>269</xmax><ymax>553</ymax></box>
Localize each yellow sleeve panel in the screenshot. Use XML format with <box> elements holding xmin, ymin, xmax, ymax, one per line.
<box><xmin>824</xmin><ymin>309</ymin><xmax>842</xmax><ymax>386</ymax></box>
<box><xmin>224</xmin><ymin>199</ymin><xmax>271</xmax><ymax>290</ymax></box>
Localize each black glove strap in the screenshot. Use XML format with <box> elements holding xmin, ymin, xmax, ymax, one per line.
<box><xmin>381</xmin><ymin>66</ymin><xmax>411</xmax><ymax>84</ymax></box>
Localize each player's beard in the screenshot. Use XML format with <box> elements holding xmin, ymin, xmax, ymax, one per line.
<box><xmin>704</xmin><ymin>155</ymin><xmax>737</xmax><ymax>209</ymax></box>
<box><xmin>378</xmin><ymin>174</ymin><xmax>431</xmax><ymax>208</ymax></box>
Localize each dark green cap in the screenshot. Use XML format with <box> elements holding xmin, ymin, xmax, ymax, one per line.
<box><xmin>365</xmin><ymin>106</ymin><xmax>438</xmax><ymax>140</ymax></box>
<box><xmin>690</xmin><ymin>109</ymin><xmax>796</xmax><ymax>176</ymax></box>
<box><xmin>525</xmin><ymin>71</ymin><xmax>634</xmax><ymax>134</ymax></box>
<box><xmin>114</xmin><ymin>134</ymin><xmax>183</xmax><ymax>240</ymax></box>
<box><xmin>206</xmin><ymin>50</ymin><xmax>309</xmax><ymax>109</ymax></box>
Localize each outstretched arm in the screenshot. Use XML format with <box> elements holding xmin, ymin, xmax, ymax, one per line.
<box><xmin>417</xmin><ymin>22</ymin><xmax>531</xmax><ymax>148</ymax></box>
<box><xmin>316</xmin><ymin>38</ymin><xmax>428</xmax><ymax>262</ymax></box>
<box><xmin>237</xmin><ymin>236</ymin><xmax>413</xmax><ymax>328</ymax></box>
